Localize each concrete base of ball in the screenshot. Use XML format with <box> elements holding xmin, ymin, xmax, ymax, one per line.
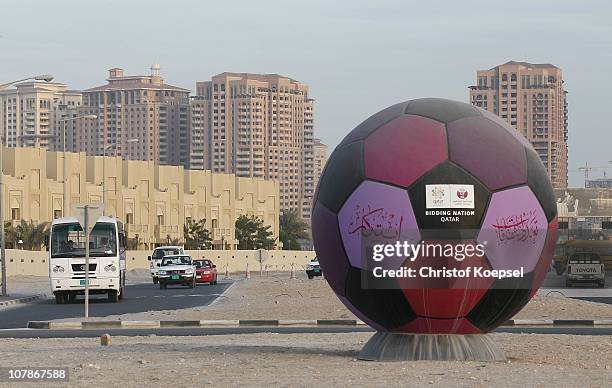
<box><xmin>358</xmin><ymin>332</ymin><xmax>506</xmax><ymax>362</ymax></box>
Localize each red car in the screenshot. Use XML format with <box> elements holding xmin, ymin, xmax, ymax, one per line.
<box><xmin>194</xmin><ymin>259</ymin><xmax>218</xmax><ymax>285</ymax></box>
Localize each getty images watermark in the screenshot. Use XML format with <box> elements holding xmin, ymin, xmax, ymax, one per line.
<box><xmin>370</xmin><ymin>240</ymin><xmax>524</xmax><ymax>280</ymax></box>
<box><xmin>357</xmin><ymin>228</ymin><xmax>533</xmax><ymax>290</ymax></box>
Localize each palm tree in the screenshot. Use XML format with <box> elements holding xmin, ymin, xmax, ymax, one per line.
<box><xmin>14</xmin><ymin>221</ymin><xmax>49</xmax><ymax>250</ymax></box>
<box><xmin>3</xmin><ymin>221</ymin><xmax>17</xmax><ymax>249</ymax></box>
<box><xmin>279</xmin><ymin>210</ymin><xmax>309</xmax><ymax>250</ymax></box>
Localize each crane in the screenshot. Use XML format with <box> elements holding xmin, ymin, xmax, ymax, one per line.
<box><xmin>574</xmin><ymin>162</ymin><xmax>612</xmax><ymax>188</ymax></box>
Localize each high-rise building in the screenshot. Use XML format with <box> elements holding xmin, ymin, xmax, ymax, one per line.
<box><xmin>469</xmin><ymin>61</ymin><xmax>569</xmax><ymax>188</ymax></box>
<box><xmin>0</xmin><ymin>81</ymin><xmax>82</xmax><ymax>149</ymax></box>
<box><xmin>77</xmin><ymin>66</ymin><xmax>192</xmax><ymax>167</ymax></box>
<box><xmin>313</xmin><ymin>138</ymin><xmax>327</xmax><ymax>189</ymax></box>
<box><xmin>192</xmin><ymin>72</ymin><xmax>315</xmax><ymax>220</ymax></box>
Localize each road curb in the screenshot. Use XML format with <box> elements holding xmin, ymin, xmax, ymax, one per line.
<box><xmin>239</xmin><ymin>320</ymin><xmax>279</xmax><ymax>326</ymax></box>
<box><xmin>200</xmin><ymin>319</ymin><xmax>239</xmax><ymax>326</ymax></box>
<box><xmin>26</xmin><ymin>318</ymin><xmax>612</xmax><ymax>330</ymax></box>
<box><xmin>317</xmin><ymin>319</ymin><xmax>357</xmax><ymax>326</ymax></box>
<box><xmin>120</xmin><ymin>320</ymin><xmax>161</xmax><ymax>328</ymax></box>
<box><xmin>0</xmin><ymin>294</ymin><xmax>47</xmax><ymax>308</ymax></box>
<box><xmin>502</xmin><ymin>319</ymin><xmax>552</xmax><ymax>326</ymax></box>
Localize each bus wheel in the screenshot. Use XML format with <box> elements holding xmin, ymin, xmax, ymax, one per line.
<box><xmin>119</xmin><ymin>286</ymin><xmax>124</xmax><ymax>300</ymax></box>
<box><xmin>55</xmin><ymin>292</ymin><xmax>66</xmax><ymax>304</ymax></box>
<box><xmin>68</xmin><ymin>293</ymin><xmax>77</xmax><ymax>303</ymax></box>
<box><xmin>108</xmin><ymin>290</ymin><xmax>119</xmax><ymax>303</ymax></box>
<box><xmin>153</xmin><ymin>277</ymin><xmax>158</xmax><ymax>285</ymax></box>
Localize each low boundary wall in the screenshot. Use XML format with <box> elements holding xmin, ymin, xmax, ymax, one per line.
<box><xmin>2</xmin><ymin>249</ymin><xmax>317</xmax><ymax>276</ymax></box>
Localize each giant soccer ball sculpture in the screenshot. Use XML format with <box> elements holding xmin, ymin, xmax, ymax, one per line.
<box><xmin>311</xmin><ymin>98</ymin><xmax>558</xmax><ymax>361</ymax></box>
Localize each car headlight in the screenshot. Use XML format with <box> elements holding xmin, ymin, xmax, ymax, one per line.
<box><xmin>185</xmin><ymin>269</ymin><xmax>194</xmax><ymax>274</ymax></box>
<box><xmin>306</xmin><ymin>266</ymin><xmax>312</xmax><ymax>270</ymax></box>
<box><xmin>202</xmin><ymin>270</ymin><xmax>210</xmax><ymax>275</ymax></box>
<box><xmin>159</xmin><ymin>271</ymin><xmax>167</xmax><ymax>276</ymax></box>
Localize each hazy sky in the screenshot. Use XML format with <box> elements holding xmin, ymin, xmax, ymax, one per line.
<box><xmin>2</xmin><ymin>0</ymin><xmax>611</xmax><ymax>186</ymax></box>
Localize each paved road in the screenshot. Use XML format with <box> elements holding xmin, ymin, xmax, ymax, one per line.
<box><xmin>538</xmin><ymin>271</ymin><xmax>612</xmax><ymax>304</ymax></box>
<box><xmin>0</xmin><ymin>326</ymin><xmax>611</xmax><ymax>338</ymax></box>
<box><xmin>0</xmin><ymin>281</ymin><xmax>232</xmax><ymax>329</ymax></box>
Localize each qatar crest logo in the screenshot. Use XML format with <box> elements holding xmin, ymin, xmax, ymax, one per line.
<box><xmin>456</xmin><ymin>188</ymin><xmax>469</xmax><ymax>200</ymax></box>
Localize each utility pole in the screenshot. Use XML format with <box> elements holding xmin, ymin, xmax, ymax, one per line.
<box><xmin>72</xmin><ymin>203</ymin><xmax>103</xmax><ymax>319</ymax></box>
<box><xmin>63</xmin><ymin>120</ymin><xmax>68</xmax><ymax>216</ymax></box>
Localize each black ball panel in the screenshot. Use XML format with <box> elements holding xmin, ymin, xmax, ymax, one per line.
<box><xmin>525</xmin><ymin>148</ymin><xmax>557</xmax><ymax>222</ymax></box>
<box><xmin>338</xmin><ymin>101</ymin><xmax>409</xmax><ymax>147</ymax></box>
<box><xmin>407</xmin><ymin>161</ymin><xmax>491</xmax><ymax>238</ymax></box>
<box><xmin>344</xmin><ymin>267</ymin><xmax>417</xmax><ymax>330</ymax></box>
<box><xmin>404</xmin><ymin>98</ymin><xmax>481</xmax><ymax>124</ymax></box>
<box><xmin>315</xmin><ymin>141</ymin><xmax>365</xmax><ymax>213</ymax></box>
<box><xmin>466</xmin><ymin>272</ymin><xmax>534</xmax><ymax>332</ymax></box>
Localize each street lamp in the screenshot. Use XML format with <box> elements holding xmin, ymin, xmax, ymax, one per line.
<box><xmin>0</xmin><ymin>74</ymin><xmax>54</xmax><ymax>90</ymax></box>
<box><xmin>102</xmin><ymin>138</ymin><xmax>138</xmax><ymax>215</ymax></box>
<box><xmin>1</xmin><ymin>75</ymin><xmax>54</xmax><ymax>297</ymax></box>
<box><xmin>57</xmin><ymin>114</ymin><xmax>97</xmax><ymax>217</ymax></box>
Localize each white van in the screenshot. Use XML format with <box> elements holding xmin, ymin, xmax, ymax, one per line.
<box><xmin>148</xmin><ymin>246</ymin><xmax>185</xmax><ymax>284</ymax></box>
<box><xmin>566</xmin><ymin>252</ymin><xmax>605</xmax><ymax>288</ymax></box>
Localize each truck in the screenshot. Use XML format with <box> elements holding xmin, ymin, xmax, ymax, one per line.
<box><xmin>48</xmin><ymin>216</ymin><xmax>126</xmax><ymax>304</ymax></box>
<box><xmin>566</xmin><ymin>252</ymin><xmax>606</xmax><ymax>288</ymax></box>
<box><xmin>553</xmin><ymin>239</ymin><xmax>612</xmax><ymax>275</ymax></box>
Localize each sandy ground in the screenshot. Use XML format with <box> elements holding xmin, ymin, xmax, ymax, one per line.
<box><xmin>3</xmin><ymin>276</ymin><xmax>52</xmax><ymax>299</ymax></box>
<box><xmin>48</xmin><ymin>271</ymin><xmax>612</xmax><ymax>322</ymax></box>
<box><xmin>0</xmin><ymin>333</ymin><xmax>610</xmax><ymax>387</ymax></box>
<box><xmin>2</xmin><ymin>272</ymin><xmax>612</xmax><ymax>386</ymax></box>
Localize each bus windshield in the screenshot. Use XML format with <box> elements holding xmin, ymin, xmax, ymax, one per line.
<box><xmin>51</xmin><ymin>222</ymin><xmax>117</xmax><ymax>258</ymax></box>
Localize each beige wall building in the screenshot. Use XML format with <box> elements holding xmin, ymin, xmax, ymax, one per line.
<box><xmin>76</xmin><ymin>66</ymin><xmax>193</xmax><ymax>168</ymax></box>
<box><xmin>313</xmin><ymin>138</ymin><xmax>327</xmax><ymax>190</ymax></box>
<box><xmin>0</xmin><ymin>82</ymin><xmax>82</xmax><ymax>150</ymax></box>
<box><xmin>0</xmin><ymin>146</ymin><xmax>279</xmax><ymax>250</ymax></box>
<box><xmin>469</xmin><ymin>61</ymin><xmax>569</xmax><ymax>188</ymax></box>
<box><xmin>192</xmin><ymin>72</ymin><xmax>315</xmax><ymax>221</ymax></box>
